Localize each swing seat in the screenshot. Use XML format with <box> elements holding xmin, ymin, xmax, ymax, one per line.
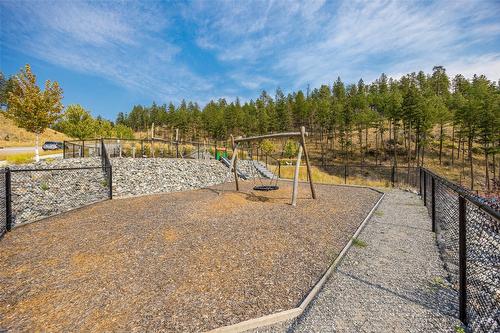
<box><xmin>253</xmin><ymin>185</ymin><xmax>279</xmax><ymax>191</ymax></box>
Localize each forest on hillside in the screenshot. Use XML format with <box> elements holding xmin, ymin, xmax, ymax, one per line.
<box><xmin>118</xmin><ymin>67</ymin><xmax>500</xmax><ymax>192</ymax></box>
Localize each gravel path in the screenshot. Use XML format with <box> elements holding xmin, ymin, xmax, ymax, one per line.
<box><xmin>0</xmin><ymin>181</ymin><xmax>380</xmax><ymax>332</ymax></box>
<box><xmin>256</xmin><ymin>189</ymin><xmax>463</xmax><ymax>333</ymax></box>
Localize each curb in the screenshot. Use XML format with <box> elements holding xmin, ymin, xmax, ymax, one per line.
<box><xmin>207</xmin><ymin>191</ymin><xmax>386</xmax><ymax>333</ymax></box>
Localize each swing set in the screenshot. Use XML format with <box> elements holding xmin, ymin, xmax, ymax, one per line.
<box><xmin>228</xmin><ymin>126</ymin><xmax>317</xmax><ymax>206</ymax></box>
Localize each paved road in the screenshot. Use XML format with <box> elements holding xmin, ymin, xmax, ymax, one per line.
<box><xmin>256</xmin><ymin>189</ymin><xmax>463</xmax><ymax>333</ymax></box>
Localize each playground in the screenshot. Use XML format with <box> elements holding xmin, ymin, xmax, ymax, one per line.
<box><xmin>0</xmin><ymin>180</ymin><xmax>381</xmax><ymax>332</ymax></box>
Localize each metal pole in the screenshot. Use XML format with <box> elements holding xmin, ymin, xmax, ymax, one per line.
<box><xmin>82</xmin><ymin>140</ymin><xmax>85</xmax><ymax>157</ymax></box>
<box><xmin>419</xmin><ymin>168</ymin><xmax>422</xmax><ymax>195</ymax></box>
<box><xmin>63</xmin><ymin>141</ymin><xmax>66</xmax><ymax>159</ymax></box>
<box><xmin>431</xmin><ymin>176</ymin><xmax>436</xmax><ymax>232</ymax></box>
<box><xmin>423</xmin><ymin>171</ymin><xmax>427</xmax><ymax>206</ymax></box>
<box><xmin>458</xmin><ymin>196</ymin><xmax>467</xmax><ymax>325</ymax></box>
<box><xmin>344</xmin><ymin>164</ymin><xmax>347</xmax><ymax>184</ymax></box>
<box><xmin>391</xmin><ymin>165</ymin><xmax>395</xmax><ymax>187</ymax></box>
<box><xmin>5</xmin><ymin>168</ymin><xmax>12</xmax><ymax>231</ymax></box>
<box><xmin>108</xmin><ymin>165</ymin><xmax>113</xmax><ymax>199</ymax></box>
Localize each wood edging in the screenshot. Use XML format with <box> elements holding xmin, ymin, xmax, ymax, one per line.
<box><xmin>206</xmin><ymin>192</ymin><xmax>386</xmax><ymax>333</ymax></box>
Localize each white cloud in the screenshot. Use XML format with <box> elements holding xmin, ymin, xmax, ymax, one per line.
<box><xmin>188</xmin><ymin>0</ymin><xmax>500</xmax><ymax>89</ymax></box>
<box><xmin>0</xmin><ymin>0</ymin><xmax>213</xmax><ymax>102</ymax></box>
<box><xmin>1</xmin><ymin>0</ymin><xmax>499</xmax><ymax>109</ymax></box>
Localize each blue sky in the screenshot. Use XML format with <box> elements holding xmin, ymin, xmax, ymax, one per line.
<box><xmin>1</xmin><ymin>0</ymin><xmax>499</xmax><ymax>120</ymax></box>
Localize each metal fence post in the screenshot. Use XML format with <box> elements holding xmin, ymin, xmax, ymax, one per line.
<box><xmin>108</xmin><ymin>165</ymin><xmax>113</xmax><ymax>199</ymax></box>
<box><xmin>431</xmin><ymin>176</ymin><xmax>436</xmax><ymax>232</ymax></box>
<box><xmin>458</xmin><ymin>196</ymin><xmax>467</xmax><ymax>325</ymax></box>
<box><xmin>63</xmin><ymin>141</ymin><xmax>66</xmax><ymax>159</ymax></box>
<box><xmin>344</xmin><ymin>164</ymin><xmax>347</xmax><ymax>184</ymax></box>
<box><xmin>82</xmin><ymin>140</ymin><xmax>85</xmax><ymax>157</ymax></box>
<box><xmin>5</xmin><ymin>167</ymin><xmax>12</xmax><ymax>231</ymax></box>
<box><xmin>176</xmin><ymin>142</ymin><xmax>179</xmax><ymax>158</ymax></box>
<box><xmin>391</xmin><ymin>165</ymin><xmax>395</xmax><ymax>187</ymax></box>
<box><xmin>278</xmin><ymin>161</ymin><xmax>281</xmax><ymax>178</ymax></box>
<box><xmin>419</xmin><ymin>168</ymin><xmax>422</xmax><ymax>195</ymax></box>
<box><xmin>423</xmin><ymin>171</ymin><xmax>427</xmax><ymax>206</ymax></box>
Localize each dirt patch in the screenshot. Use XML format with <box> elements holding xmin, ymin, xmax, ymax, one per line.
<box><xmin>164</xmin><ymin>228</ymin><xmax>179</xmax><ymax>242</ymax></box>
<box><xmin>0</xmin><ymin>180</ymin><xmax>381</xmax><ymax>332</ymax></box>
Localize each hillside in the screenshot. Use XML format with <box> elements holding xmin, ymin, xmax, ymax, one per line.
<box><xmin>0</xmin><ymin>114</ymin><xmax>70</xmax><ymax>148</ymax></box>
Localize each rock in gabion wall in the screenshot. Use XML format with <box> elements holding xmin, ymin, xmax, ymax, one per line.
<box><xmin>10</xmin><ymin>158</ymin><xmax>108</xmax><ymax>225</ymax></box>
<box><xmin>111</xmin><ymin>158</ymin><xmax>229</xmax><ymax>197</ymax></box>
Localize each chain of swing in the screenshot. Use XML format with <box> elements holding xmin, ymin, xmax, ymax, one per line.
<box><xmin>243</xmin><ymin>140</ymin><xmax>294</xmax><ymax>191</ymax></box>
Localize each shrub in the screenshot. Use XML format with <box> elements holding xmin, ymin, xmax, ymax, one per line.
<box><xmin>283</xmin><ymin>140</ymin><xmax>299</xmax><ymax>158</ymax></box>
<box><xmin>259</xmin><ymin>139</ymin><xmax>275</xmax><ymax>156</ymax></box>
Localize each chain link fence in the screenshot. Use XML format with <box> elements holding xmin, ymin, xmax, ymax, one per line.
<box><xmin>320</xmin><ymin>164</ymin><xmax>419</xmax><ymax>188</ymax></box>
<box><xmin>9</xmin><ymin>166</ymin><xmax>110</xmax><ymax>226</ymax></box>
<box><xmin>421</xmin><ymin>168</ymin><xmax>499</xmax><ymax>332</ymax></box>
<box><xmin>0</xmin><ymin>169</ymin><xmax>6</xmax><ymax>237</ymax></box>
<box><xmin>64</xmin><ymin>138</ymin><xmax>219</xmax><ymax>159</ymax></box>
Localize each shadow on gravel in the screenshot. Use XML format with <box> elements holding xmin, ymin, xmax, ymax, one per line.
<box><xmin>379</xmin><ymin>221</ymin><xmax>432</xmax><ymax>232</ymax></box>
<box><xmin>337</xmin><ymin>270</ymin><xmax>459</xmax><ymax>318</ymax></box>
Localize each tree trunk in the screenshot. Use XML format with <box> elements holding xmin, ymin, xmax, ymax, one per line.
<box><xmin>415</xmin><ymin>128</ymin><xmax>420</xmax><ymax>165</ymax></box>
<box><xmin>407</xmin><ymin>122</ymin><xmax>412</xmax><ymax>182</ymax></box>
<box><xmin>358</xmin><ymin>127</ymin><xmax>364</xmax><ymax>165</ymax></box>
<box><xmin>451</xmin><ymin>124</ymin><xmax>455</xmax><ymax>166</ymax></box>
<box><xmin>439</xmin><ymin>123</ymin><xmax>444</xmax><ymax>165</ymax></box>
<box><xmin>332</xmin><ymin>128</ymin><xmax>336</xmax><ymax>159</ymax></box>
<box><xmin>461</xmin><ymin>138</ymin><xmax>466</xmax><ymax>186</ymax></box>
<box><xmin>421</xmin><ymin>135</ymin><xmax>425</xmax><ymax>167</ymax></box>
<box><xmin>393</xmin><ymin>121</ymin><xmax>398</xmax><ymax>167</ymax></box>
<box><xmin>365</xmin><ymin>125</ymin><xmax>368</xmax><ymax>162</ymax></box>
<box><xmin>468</xmin><ymin>135</ymin><xmax>474</xmax><ymax>190</ymax></box>
<box><xmin>420</xmin><ymin>137</ymin><xmax>425</xmax><ymax>166</ymax></box>
<box><xmin>485</xmin><ymin>147</ymin><xmax>490</xmax><ymax>192</ymax></box>
<box><xmin>491</xmin><ymin>151</ymin><xmax>497</xmax><ymax>186</ymax></box>
<box><xmin>380</xmin><ymin>124</ymin><xmax>385</xmax><ymax>162</ymax></box>
<box><xmin>35</xmin><ymin>133</ymin><xmax>40</xmax><ymax>162</ymax></box>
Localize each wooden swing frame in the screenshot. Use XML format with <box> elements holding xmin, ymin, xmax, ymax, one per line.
<box><xmin>229</xmin><ymin>126</ymin><xmax>316</xmax><ymax>206</ymax></box>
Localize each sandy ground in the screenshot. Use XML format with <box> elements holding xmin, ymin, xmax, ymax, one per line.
<box><xmin>0</xmin><ymin>181</ymin><xmax>381</xmax><ymax>332</ymax></box>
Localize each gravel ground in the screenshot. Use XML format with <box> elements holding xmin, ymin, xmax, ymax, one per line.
<box><xmin>256</xmin><ymin>189</ymin><xmax>463</xmax><ymax>333</ymax></box>
<box><xmin>0</xmin><ymin>181</ymin><xmax>380</xmax><ymax>332</ymax></box>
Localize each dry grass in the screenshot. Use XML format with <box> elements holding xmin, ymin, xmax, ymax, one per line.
<box><xmin>277</xmin><ymin>164</ymin><xmax>388</xmax><ymax>188</ymax></box>
<box><xmin>0</xmin><ymin>114</ymin><xmax>70</xmax><ymax>148</ymax></box>
<box><xmin>0</xmin><ymin>150</ymin><xmax>63</xmax><ymax>163</ymax></box>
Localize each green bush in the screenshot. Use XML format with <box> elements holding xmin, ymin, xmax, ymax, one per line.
<box><xmin>259</xmin><ymin>139</ymin><xmax>275</xmax><ymax>155</ymax></box>
<box><xmin>284</xmin><ymin>140</ymin><xmax>299</xmax><ymax>158</ymax></box>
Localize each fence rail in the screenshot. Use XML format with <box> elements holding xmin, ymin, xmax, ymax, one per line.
<box><xmin>64</xmin><ymin>138</ymin><xmax>220</xmax><ymax>160</ymax></box>
<box><xmin>420</xmin><ymin>168</ymin><xmax>499</xmax><ymax>332</ymax></box>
